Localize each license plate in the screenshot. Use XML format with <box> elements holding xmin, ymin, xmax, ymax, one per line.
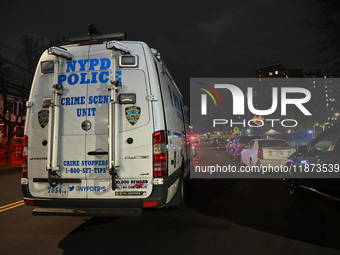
<box><xmin>45</xmin><ymin>184</ymin><xmax>68</xmax><ymax>197</ymax></box>
<box><xmin>270</xmin><ymin>151</ymin><xmax>284</xmax><ymax>156</ymax></box>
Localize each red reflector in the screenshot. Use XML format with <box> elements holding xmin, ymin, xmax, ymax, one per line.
<box><xmin>153</xmin><ymin>130</ymin><xmax>165</xmax><ymax>144</ymax></box>
<box><xmin>22</xmin><ymin>136</ymin><xmax>28</xmax><ymax>178</ymax></box>
<box><xmin>153</xmin><ymin>170</ymin><xmax>167</xmax><ymax>177</ymax></box>
<box><xmin>24</xmin><ymin>200</ymin><xmax>35</xmax><ymax>206</ymax></box>
<box><xmin>22</xmin><ymin>168</ymin><xmax>28</xmax><ymax>178</ymax></box>
<box><xmin>153</xmin><ymin>130</ymin><xmax>167</xmax><ymax>177</ymax></box>
<box><xmin>143</xmin><ymin>201</ymin><xmax>158</xmax><ymax>207</ymax></box>
<box><xmin>154</xmin><ymin>153</ymin><xmax>166</xmax><ymax>162</ymax></box>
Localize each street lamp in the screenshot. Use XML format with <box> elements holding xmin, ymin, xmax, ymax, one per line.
<box><xmin>313</xmin><ymin>122</ymin><xmax>332</xmax><ymax>135</ymax></box>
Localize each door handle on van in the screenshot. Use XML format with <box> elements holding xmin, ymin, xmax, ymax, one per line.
<box><xmin>87</xmin><ymin>151</ymin><xmax>108</xmax><ymax>156</ymax></box>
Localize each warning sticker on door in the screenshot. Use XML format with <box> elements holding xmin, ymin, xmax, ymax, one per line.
<box><xmin>115</xmin><ymin>179</ymin><xmax>149</xmax><ymax>190</ymax></box>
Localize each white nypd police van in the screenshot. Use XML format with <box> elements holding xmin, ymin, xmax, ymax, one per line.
<box><xmin>21</xmin><ymin>31</ymin><xmax>191</xmax><ymax>216</ymax></box>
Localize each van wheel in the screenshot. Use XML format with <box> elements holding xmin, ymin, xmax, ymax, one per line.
<box><xmin>168</xmin><ymin>175</ymin><xmax>184</xmax><ymax>209</ymax></box>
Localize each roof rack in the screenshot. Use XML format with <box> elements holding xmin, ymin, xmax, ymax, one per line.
<box><xmin>63</xmin><ymin>32</ymin><xmax>126</xmax><ymax>43</ymax></box>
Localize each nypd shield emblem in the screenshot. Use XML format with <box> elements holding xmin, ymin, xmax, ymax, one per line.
<box><xmin>38</xmin><ymin>110</ymin><xmax>49</xmax><ymax>129</ymax></box>
<box><xmin>125</xmin><ymin>106</ymin><xmax>141</xmax><ymax>126</ymax></box>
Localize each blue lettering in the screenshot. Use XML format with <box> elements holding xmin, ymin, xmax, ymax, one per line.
<box><xmin>88</xmin><ymin>96</ymin><xmax>93</xmax><ymax>104</ymax></box>
<box><xmin>68</xmin><ymin>74</ymin><xmax>79</xmax><ymax>85</ymax></box>
<box><xmin>66</xmin><ymin>61</ymin><xmax>76</xmax><ymax>72</ymax></box>
<box><xmin>91</xmin><ymin>72</ymin><xmax>98</xmax><ymax>83</ymax></box>
<box><xmin>58</xmin><ymin>75</ymin><xmax>67</xmax><ymax>85</ymax></box>
<box><xmin>76</xmin><ymin>108</ymin><xmax>97</xmax><ymax>117</ymax></box>
<box><xmin>88</xmin><ymin>95</ymin><xmax>111</xmax><ymax>105</ymax></box>
<box><xmin>103</xmin><ymin>95</ymin><xmax>110</xmax><ymax>104</ymax></box>
<box><xmin>61</xmin><ymin>97</ymin><xmax>86</xmax><ymax>106</ymax></box>
<box><xmin>80</xmin><ymin>73</ymin><xmax>90</xmax><ymax>84</ymax></box>
<box><xmin>100</xmin><ymin>58</ymin><xmax>111</xmax><ymax>70</ymax></box>
<box><xmin>58</xmin><ymin>67</ymin><xmax>111</xmax><ymax>85</ymax></box>
<box><xmin>78</xmin><ymin>60</ymin><xmax>88</xmax><ymax>71</ymax></box>
<box><xmin>99</xmin><ymin>71</ymin><xmax>110</xmax><ymax>83</ymax></box>
<box><xmin>89</xmin><ymin>59</ymin><xmax>99</xmax><ymax>70</ymax></box>
<box><xmin>63</xmin><ymin>160</ymin><xmax>80</xmax><ymax>166</ymax></box>
<box><xmin>65</xmin><ymin>58</ymin><xmax>111</xmax><ymax>73</ymax></box>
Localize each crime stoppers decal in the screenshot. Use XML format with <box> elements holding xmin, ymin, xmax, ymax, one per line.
<box><xmin>125</xmin><ymin>106</ymin><xmax>141</xmax><ymax>126</ymax></box>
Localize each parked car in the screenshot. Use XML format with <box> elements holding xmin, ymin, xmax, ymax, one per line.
<box><xmin>231</xmin><ymin>136</ymin><xmax>261</xmax><ymax>161</ymax></box>
<box><xmin>240</xmin><ymin>138</ymin><xmax>296</xmax><ymax>167</ymax></box>
<box><xmin>284</xmin><ymin>125</ymin><xmax>340</xmax><ymax>201</ymax></box>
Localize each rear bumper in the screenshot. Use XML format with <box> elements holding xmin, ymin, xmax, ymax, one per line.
<box><xmin>22</xmin><ymin>183</ymin><xmax>167</xmax><ymax>208</ymax></box>
<box><xmin>22</xmin><ymin>168</ymin><xmax>181</xmax><ymax>216</ymax></box>
<box><xmin>32</xmin><ymin>207</ymin><xmax>142</xmax><ymax>217</ymax></box>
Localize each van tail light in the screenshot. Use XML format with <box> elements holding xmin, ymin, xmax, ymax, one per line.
<box><xmin>153</xmin><ymin>130</ymin><xmax>167</xmax><ymax>177</ymax></box>
<box><xmin>22</xmin><ymin>135</ymin><xmax>28</xmax><ymax>178</ymax></box>
<box><xmin>257</xmin><ymin>148</ymin><xmax>263</xmax><ymax>159</ymax></box>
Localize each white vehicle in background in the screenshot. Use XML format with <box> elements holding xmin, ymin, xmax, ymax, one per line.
<box><xmin>21</xmin><ymin>28</ymin><xmax>191</xmax><ymax>217</ymax></box>
<box><xmin>240</xmin><ymin>139</ymin><xmax>296</xmax><ymax>167</ymax></box>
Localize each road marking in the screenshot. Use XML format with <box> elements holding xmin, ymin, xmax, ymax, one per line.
<box><xmin>0</xmin><ymin>200</ymin><xmax>25</xmax><ymax>212</ymax></box>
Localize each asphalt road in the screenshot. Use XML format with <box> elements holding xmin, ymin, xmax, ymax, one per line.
<box><xmin>1</xmin><ymin>147</ymin><xmax>340</xmax><ymax>255</ymax></box>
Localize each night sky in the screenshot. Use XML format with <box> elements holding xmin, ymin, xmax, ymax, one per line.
<box><xmin>0</xmin><ymin>0</ymin><xmax>336</xmax><ymax>106</ymax></box>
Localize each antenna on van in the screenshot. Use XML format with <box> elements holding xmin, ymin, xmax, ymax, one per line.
<box><xmin>87</xmin><ymin>24</ymin><xmax>101</xmax><ymax>36</ymax></box>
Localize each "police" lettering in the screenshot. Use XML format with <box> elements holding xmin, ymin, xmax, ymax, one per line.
<box><xmin>58</xmin><ymin>58</ymin><xmax>111</xmax><ymax>86</ymax></box>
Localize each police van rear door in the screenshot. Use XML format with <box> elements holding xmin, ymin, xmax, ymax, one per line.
<box><xmin>84</xmin><ymin>42</ymin><xmax>154</xmax><ymax>199</ymax></box>
<box><xmin>56</xmin><ymin>44</ymin><xmax>92</xmax><ymax>199</ymax></box>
